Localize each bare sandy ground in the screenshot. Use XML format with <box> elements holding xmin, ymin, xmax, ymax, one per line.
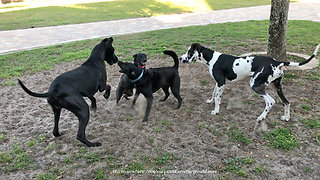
<box><xmin>1</xmin><ymin>55</ymin><xmax>320</xmax><ymax>179</ymax></box>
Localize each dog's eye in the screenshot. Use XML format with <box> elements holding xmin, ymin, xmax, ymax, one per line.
<box><xmin>188</xmin><ymin>52</ymin><xmax>193</xmax><ymax>59</ymax></box>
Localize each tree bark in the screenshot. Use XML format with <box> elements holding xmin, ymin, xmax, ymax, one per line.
<box><xmin>268</xmin><ymin>0</ymin><xmax>289</xmax><ymax>61</ymax></box>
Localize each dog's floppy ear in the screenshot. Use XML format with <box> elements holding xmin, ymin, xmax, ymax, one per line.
<box><xmin>117</xmin><ymin>61</ymin><xmax>124</xmax><ymax>67</ymax></box>
<box><xmin>102</xmin><ymin>37</ymin><xmax>109</xmax><ymax>42</ymax></box>
<box><xmin>108</xmin><ymin>37</ymin><xmax>114</xmax><ymax>43</ymax></box>
<box><xmin>103</xmin><ymin>37</ymin><xmax>113</xmax><ymax>45</ymax></box>
<box><xmin>133</xmin><ymin>54</ymin><xmax>137</xmax><ymax>60</ymax></box>
<box><xmin>192</xmin><ymin>43</ymin><xmax>201</xmax><ymax>52</ymax></box>
<box><xmin>117</xmin><ymin>61</ymin><xmax>124</xmax><ymax>73</ymax></box>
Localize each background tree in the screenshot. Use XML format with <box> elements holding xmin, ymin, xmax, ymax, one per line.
<box><xmin>268</xmin><ymin>0</ymin><xmax>290</xmax><ymax>61</ymax></box>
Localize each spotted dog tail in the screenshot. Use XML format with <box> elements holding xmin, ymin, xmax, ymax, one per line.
<box><xmin>163</xmin><ymin>50</ymin><xmax>179</xmax><ymax>69</ymax></box>
<box><xmin>284</xmin><ymin>44</ymin><xmax>320</xmax><ymax>67</ymax></box>
<box><xmin>18</xmin><ymin>79</ymin><xmax>50</xmax><ymax>98</ymax></box>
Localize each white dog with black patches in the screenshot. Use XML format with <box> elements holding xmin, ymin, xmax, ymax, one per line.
<box><xmin>180</xmin><ymin>43</ymin><xmax>319</xmax><ymax>122</ymax></box>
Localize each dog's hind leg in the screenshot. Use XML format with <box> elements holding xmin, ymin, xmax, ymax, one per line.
<box><xmin>116</xmin><ymin>86</ymin><xmax>124</xmax><ymax>104</ymax></box>
<box><xmin>160</xmin><ymin>86</ymin><xmax>170</xmax><ymax>102</ymax></box>
<box><xmin>51</xmin><ymin>105</ymin><xmax>62</xmax><ymax>137</ymax></box>
<box><xmin>211</xmin><ymin>84</ymin><xmax>225</xmax><ymax>115</ymax></box>
<box><xmin>88</xmin><ymin>96</ymin><xmax>97</xmax><ymax>111</ymax></box>
<box><xmin>251</xmin><ymin>84</ymin><xmax>275</xmax><ymax>122</ymax></box>
<box><xmin>272</xmin><ymin>77</ymin><xmax>290</xmax><ymax>121</ymax></box>
<box><xmin>206</xmin><ymin>83</ymin><xmax>217</xmax><ymax>104</ymax></box>
<box><xmin>142</xmin><ymin>93</ymin><xmax>153</xmax><ymax>122</ymax></box>
<box><xmin>171</xmin><ymin>82</ymin><xmax>182</xmax><ymax>109</ymax></box>
<box><xmin>66</xmin><ymin>96</ymin><xmax>101</xmax><ymax>147</ymax></box>
<box><xmin>132</xmin><ymin>91</ymin><xmax>140</xmax><ymax>107</ymax></box>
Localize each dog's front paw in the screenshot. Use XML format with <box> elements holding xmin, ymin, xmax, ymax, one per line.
<box><xmin>91</xmin><ymin>142</ymin><xmax>102</xmax><ymax>147</ymax></box>
<box><xmin>53</xmin><ymin>132</ymin><xmax>63</xmax><ymax>137</ymax></box>
<box><xmin>257</xmin><ymin>115</ymin><xmax>266</xmax><ymax>122</ymax></box>
<box><xmin>103</xmin><ymin>85</ymin><xmax>111</xmax><ymax>99</ymax></box>
<box><xmin>281</xmin><ymin>116</ymin><xmax>290</xmax><ymax>122</ymax></box>
<box><xmin>206</xmin><ymin>99</ymin><xmax>213</xmax><ymax>104</ymax></box>
<box><xmin>211</xmin><ymin>110</ymin><xmax>219</xmax><ymax>115</ymax></box>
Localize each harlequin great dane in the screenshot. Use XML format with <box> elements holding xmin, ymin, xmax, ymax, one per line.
<box><xmin>180</xmin><ymin>43</ymin><xmax>319</xmax><ymax>122</ymax></box>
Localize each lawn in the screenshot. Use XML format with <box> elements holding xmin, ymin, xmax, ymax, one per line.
<box><xmin>0</xmin><ymin>0</ymin><xmax>272</xmax><ymax>30</ymax></box>
<box><xmin>0</xmin><ymin>20</ymin><xmax>319</xmax><ymax>86</ymax></box>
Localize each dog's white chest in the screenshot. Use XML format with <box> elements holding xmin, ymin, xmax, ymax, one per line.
<box><xmin>231</xmin><ymin>56</ymin><xmax>254</xmax><ymax>82</ymax></box>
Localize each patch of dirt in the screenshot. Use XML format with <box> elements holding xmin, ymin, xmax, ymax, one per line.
<box><xmin>1</xmin><ymin>55</ymin><xmax>320</xmax><ymax>179</ymax></box>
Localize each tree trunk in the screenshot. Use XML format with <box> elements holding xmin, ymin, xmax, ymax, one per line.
<box><xmin>1</xmin><ymin>0</ymin><xmax>12</xmax><ymax>4</ymax></box>
<box><xmin>268</xmin><ymin>0</ymin><xmax>289</xmax><ymax>61</ymax></box>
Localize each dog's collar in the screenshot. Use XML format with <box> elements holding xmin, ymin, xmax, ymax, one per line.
<box><xmin>130</xmin><ymin>70</ymin><xmax>144</xmax><ymax>83</ymax></box>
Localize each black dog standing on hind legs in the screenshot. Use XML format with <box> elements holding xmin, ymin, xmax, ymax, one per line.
<box><xmin>118</xmin><ymin>50</ymin><xmax>182</xmax><ymax>122</ymax></box>
<box><xmin>18</xmin><ymin>37</ymin><xmax>118</xmax><ymax>147</ymax></box>
<box><xmin>180</xmin><ymin>43</ymin><xmax>319</xmax><ymax>122</ymax></box>
<box><xmin>116</xmin><ymin>53</ymin><xmax>147</xmax><ymax>104</ymax></box>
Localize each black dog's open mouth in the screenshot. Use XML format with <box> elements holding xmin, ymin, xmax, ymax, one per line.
<box><xmin>140</xmin><ymin>62</ymin><xmax>146</xmax><ymax>68</ymax></box>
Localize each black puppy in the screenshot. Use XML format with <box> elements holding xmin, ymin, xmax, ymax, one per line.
<box><xmin>18</xmin><ymin>37</ymin><xmax>118</xmax><ymax>147</ymax></box>
<box><xmin>118</xmin><ymin>50</ymin><xmax>182</xmax><ymax>122</ymax></box>
<box><xmin>116</xmin><ymin>53</ymin><xmax>147</xmax><ymax>104</ymax></box>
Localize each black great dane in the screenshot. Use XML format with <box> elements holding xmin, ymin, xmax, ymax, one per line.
<box><xmin>18</xmin><ymin>37</ymin><xmax>118</xmax><ymax>147</ymax></box>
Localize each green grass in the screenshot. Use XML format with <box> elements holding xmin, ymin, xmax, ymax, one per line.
<box><xmin>227</xmin><ymin>126</ymin><xmax>252</xmax><ymax>145</ymax></box>
<box><xmin>220</xmin><ymin>157</ymin><xmax>255</xmax><ymax>177</ymax></box>
<box><xmin>0</xmin><ymin>133</ymin><xmax>6</xmax><ymax>141</ymax></box>
<box><xmin>37</xmin><ymin>168</ymin><xmax>62</xmax><ymax>180</ymax></box>
<box><xmin>124</xmin><ymin>161</ymin><xmax>145</xmax><ymax>171</ymax></box>
<box><xmin>0</xmin><ymin>151</ymin><xmax>12</xmax><ymax>164</ymax></box>
<box><xmin>64</xmin><ymin>154</ymin><xmax>72</xmax><ymax>164</ymax></box>
<box><xmin>262</xmin><ymin>128</ymin><xmax>299</xmax><ymax>150</ymax></box>
<box><xmin>301</xmin><ymin>104</ymin><xmax>312</xmax><ymax>112</ymax></box>
<box><xmin>228</xmin><ymin>129</ymin><xmax>252</xmax><ymax>145</ymax></box>
<box><xmin>27</xmin><ymin>139</ymin><xmax>36</xmax><ymax>148</ymax></box>
<box><xmin>85</xmin><ymin>152</ymin><xmax>103</xmax><ymax>163</ymax></box>
<box><xmin>92</xmin><ymin>168</ymin><xmax>107</xmax><ymax>180</ymax></box>
<box><xmin>0</xmin><ymin>0</ymin><xmax>270</xmax><ymax>31</ymax></box>
<box><xmin>154</xmin><ymin>152</ymin><xmax>172</xmax><ymax>165</ymax></box>
<box><xmin>0</xmin><ymin>145</ymin><xmax>33</xmax><ymax>172</ymax></box>
<box><xmin>1</xmin><ymin>20</ymin><xmax>319</xmax><ymax>86</ymax></box>
<box><xmin>252</xmin><ymin>165</ymin><xmax>266</xmax><ymax>174</ymax></box>
<box><xmin>301</xmin><ymin>118</ymin><xmax>320</xmax><ymax>129</ymax></box>
<box><xmin>118</xmin><ymin>151</ymin><xmax>176</xmax><ymax>173</ymax></box>
<box><xmin>161</xmin><ymin>120</ymin><xmax>169</xmax><ymax>126</ymax></box>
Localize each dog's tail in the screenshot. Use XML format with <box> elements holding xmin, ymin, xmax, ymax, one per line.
<box><xmin>18</xmin><ymin>79</ymin><xmax>50</xmax><ymax>98</ymax></box>
<box><xmin>284</xmin><ymin>44</ymin><xmax>320</xmax><ymax>67</ymax></box>
<box><xmin>163</xmin><ymin>50</ymin><xmax>179</xmax><ymax>69</ymax></box>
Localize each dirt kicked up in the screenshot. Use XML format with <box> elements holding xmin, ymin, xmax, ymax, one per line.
<box><xmin>1</xmin><ymin>54</ymin><xmax>320</xmax><ymax>179</ymax></box>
